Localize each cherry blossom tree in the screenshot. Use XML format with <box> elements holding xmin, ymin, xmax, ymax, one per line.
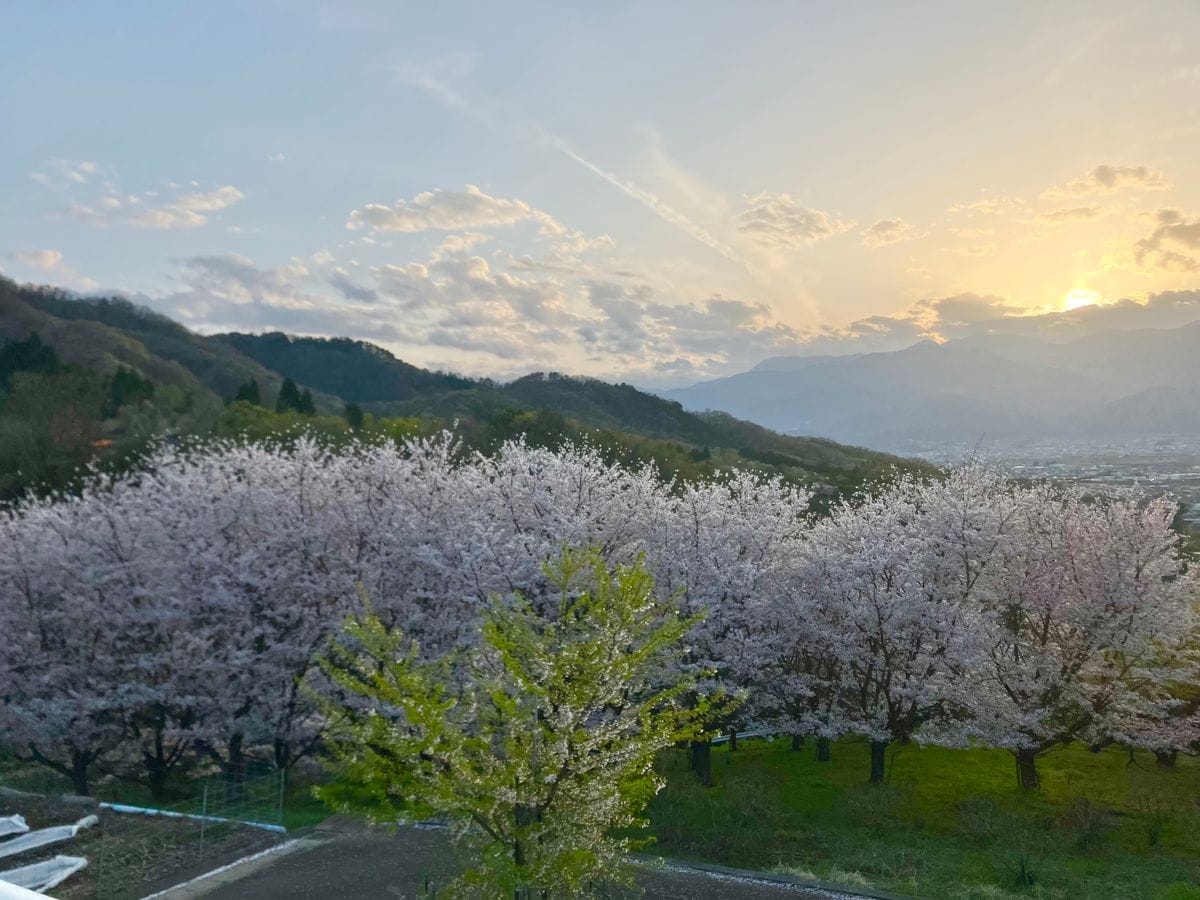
<box><xmin>646</xmin><ymin>471</ymin><xmax>810</xmax><ymax>782</ymax></box>
<box><xmin>755</xmin><ymin>466</ymin><xmax>1015</xmax><ymax>782</ymax></box>
<box><xmin>960</xmin><ymin>484</ymin><xmax>1199</xmax><ymax>789</ymax></box>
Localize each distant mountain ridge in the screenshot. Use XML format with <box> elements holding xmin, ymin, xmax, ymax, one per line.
<box><xmin>216</xmin><ymin>332</ymin><xmax>475</xmax><ymax>404</ymax></box>
<box><xmin>664</xmin><ymin>322</ymin><xmax>1200</xmax><ymax>450</ymax></box>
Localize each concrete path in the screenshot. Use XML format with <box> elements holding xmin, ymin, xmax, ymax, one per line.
<box><xmin>166</xmin><ymin>820</ymin><xmax>875</xmax><ymax>899</ymax></box>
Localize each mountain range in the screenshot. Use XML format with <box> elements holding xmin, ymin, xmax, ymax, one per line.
<box><xmin>664</xmin><ymin>323</ymin><xmax>1200</xmax><ymax>451</ymax></box>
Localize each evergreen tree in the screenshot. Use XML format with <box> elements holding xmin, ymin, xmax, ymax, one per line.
<box><xmin>233</xmin><ymin>378</ymin><xmax>261</xmax><ymax>405</ymax></box>
<box><xmin>275</xmin><ymin>377</ymin><xmax>302</xmax><ymax>413</ymax></box>
<box><xmin>105</xmin><ymin>367</ymin><xmax>155</xmax><ymax>417</ymax></box>
<box><xmin>0</xmin><ymin>332</ymin><xmax>60</xmax><ymax>388</ymax></box>
<box><xmin>343</xmin><ymin>403</ymin><xmax>364</xmax><ymax>431</ymax></box>
<box><xmin>297</xmin><ymin>388</ymin><xmax>316</xmax><ymax>416</ymax></box>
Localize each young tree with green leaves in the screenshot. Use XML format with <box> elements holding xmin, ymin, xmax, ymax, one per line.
<box><xmin>317</xmin><ymin>547</ymin><xmax>732</xmax><ymax>898</ymax></box>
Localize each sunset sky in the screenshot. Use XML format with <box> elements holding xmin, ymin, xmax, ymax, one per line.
<box><xmin>3</xmin><ymin>1</ymin><xmax>1200</xmax><ymax>386</ymax></box>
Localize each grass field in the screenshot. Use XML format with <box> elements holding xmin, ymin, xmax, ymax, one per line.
<box><xmin>645</xmin><ymin>736</ymin><xmax>1200</xmax><ymax>899</ymax></box>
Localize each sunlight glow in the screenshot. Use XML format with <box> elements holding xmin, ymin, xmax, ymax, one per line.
<box><xmin>1063</xmin><ymin>288</ymin><xmax>1101</xmax><ymax>311</ymax></box>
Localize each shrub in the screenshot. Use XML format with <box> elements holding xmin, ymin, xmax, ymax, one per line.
<box><xmin>1057</xmin><ymin>797</ymin><xmax>1112</xmax><ymax>854</ymax></box>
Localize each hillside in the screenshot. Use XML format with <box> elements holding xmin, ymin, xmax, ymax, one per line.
<box><xmin>0</xmin><ymin>277</ymin><xmax>934</xmax><ymax>498</ymax></box>
<box><xmin>371</xmin><ymin>373</ymin><xmax>919</xmax><ymax>482</ymax></box>
<box><xmin>1</xmin><ymin>279</ymin><xmax>218</xmax><ymax>405</ymax></box>
<box><xmin>215</xmin><ymin>332</ymin><xmax>475</xmax><ymax>403</ymax></box>
<box><xmin>7</xmin><ymin>280</ymin><xmax>340</xmax><ymax>411</ymax></box>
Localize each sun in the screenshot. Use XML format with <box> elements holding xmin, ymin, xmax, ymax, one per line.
<box><xmin>1063</xmin><ymin>288</ymin><xmax>1101</xmax><ymax>311</ymax></box>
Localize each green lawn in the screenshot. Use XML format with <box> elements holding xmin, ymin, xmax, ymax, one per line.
<box><xmin>645</xmin><ymin>736</ymin><xmax>1200</xmax><ymax>899</ymax></box>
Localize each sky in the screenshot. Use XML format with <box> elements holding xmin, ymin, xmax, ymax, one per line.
<box><xmin>3</xmin><ymin>1</ymin><xmax>1200</xmax><ymax>387</ymax></box>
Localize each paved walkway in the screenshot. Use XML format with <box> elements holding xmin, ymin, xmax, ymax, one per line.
<box><xmin>165</xmin><ymin>820</ymin><xmax>871</xmax><ymax>900</ymax></box>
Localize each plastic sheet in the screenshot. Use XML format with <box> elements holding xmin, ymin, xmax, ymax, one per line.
<box><xmin>0</xmin><ymin>854</ymin><xmax>88</xmax><ymax>892</ymax></box>
<box><xmin>0</xmin><ymin>815</ymin><xmax>97</xmax><ymax>860</ymax></box>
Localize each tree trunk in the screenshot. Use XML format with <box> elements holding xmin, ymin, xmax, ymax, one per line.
<box><xmin>791</xmin><ymin>734</ymin><xmax>804</xmax><ymax>751</ymax></box>
<box><xmin>690</xmin><ymin>739</ymin><xmax>713</xmax><ymax>787</ymax></box>
<box><xmin>816</xmin><ymin>736</ymin><xmax>831</xmax><ymax>762</ymax></box>
<box><xmin>225</xmin><ymin>733</ymin><xmax>245</xmax><ymax>805</ymax></box>
<box><xmin>147</xmin><ymin>763</ymin><xmax>170</xmax><ymax>802</ymax></box>
<box><xmin>869</xmin><ymin>740</ymin><xmax>888</xmax><ymax>784</ymax></box>
<box><xmin>728</xmin><ymin>729</ymin><xmax>738</xmax><ymax>752</ymax></box>
<box><xmin>69</xmin><ymin>750</ymin><xmax>91</xmax><ymax>796</ymax></box>
<box><xmin>274</xmin><ymin>737</ymin><xmax>291</xmax><ymax>771</ymax></box>
<box><xmin>1155</xmin><ymin>749</ymin><xmax>1178</xmax><ymax>769</ymax></box>
<box><xmin>1014</xmin><ymin>748</ymin><xmax>1040</xmax><ymax>790</ymax></box>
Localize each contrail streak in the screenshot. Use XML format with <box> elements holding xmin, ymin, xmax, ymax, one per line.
<box><xmin>399</xmin><ymin>69</ymin><xmax>746</xmax><ymax>267</ymax></box>
<box><xmin>544</xmin><ymin>135</ymin><xmax>746</xmax><ymax>267</ymax></box>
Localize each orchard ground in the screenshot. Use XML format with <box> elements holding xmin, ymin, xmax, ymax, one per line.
<box><xmin>7</xmin><ymin>738</ymin><xmax>1200</xmax><ymax>898</ymax></box>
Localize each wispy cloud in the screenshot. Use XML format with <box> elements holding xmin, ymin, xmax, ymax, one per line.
<box><xmin>6</xmin><ymin>248</ymin><xmax>96</xmax><ymax>290</ymax></box>
<box><xmin>862</xmin><ymin>218</ymin><xmax>925</xmax><ymax>247</ymax></box>
<box><xmin>1044</xmin><ymin>164</ymin><xmax>1169</xmax><ymax>199</ymax></box>
<box><xmin>29</xmin><ymin>158</ymin><xmax>99</xmax><ymax>189</ymax></box>
<box><xmin>65</xmin><ymin>184</ymin><xmax>245</xmax><ymax>230</ymax></box>
<box><xmin>396</xmin><ymin>64</ymin><xmax>748</xmax><ymax>268</ymax></box>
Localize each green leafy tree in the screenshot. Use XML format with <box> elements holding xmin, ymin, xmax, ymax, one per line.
<box><xmin>343</xmin><ymin>403</ymin><xmax>365</xmax><ymax>431</ymax></box>
<box><xmin>317</xmin><ymin>548</ymin><xmax>732</xmax><ymax>898</ymax></box>
<box><xmin>297</xmin><ymin>388</ymin><xmax>316</xmax><ymax>416</ymax></box>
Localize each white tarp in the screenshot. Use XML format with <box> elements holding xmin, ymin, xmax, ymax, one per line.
<box><xmin>0</xmin><ymin>854</ymin><xmax>88</xmax><ymax>892</ymax></box>
<box><xmin>0</xmin><ymin>819</ymin><xmax>26</xmax><ymax>840</ymax></box>
<box><xmin>0</xmin><ymin>815</ymin><xmax>97</xmax><ymax>860</ymax></box>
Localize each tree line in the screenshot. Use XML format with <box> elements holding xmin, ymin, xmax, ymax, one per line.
<box><xmin>0</xmin><ymin>436</ymin><xmax>1195</xmax><ymax>803</ymax></box>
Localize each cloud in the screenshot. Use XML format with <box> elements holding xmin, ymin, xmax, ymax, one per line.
<box><xmin>347</xmin><ymin>185</ymin><xmax>563</xmax><ymax>235</ymax></box>
<box><xmin>10</xmin><ymin>248</ymin><xmax>64</xmax><ymax>271</ymax></box>
<box><xmin>29</xmin><ymin>159</ymin><xmax>98</xmax><ymax>189</ymax></box>
<box><xmin>1045</xmin><ymin>164</ymin><xmax>1169</xmax><ymax>198</ymax></box>
<box><xmin>1134</xmin><ymin>208</ymin><xmax>1200</xmax><ymax>272</ymax></box>
<box><xmin>1036</xmin><ymin>205</ymin><xmax>1104</xmax><ymax>224</ymax></box>
<box><xmin>172</xmin><ymin>186</ymin><xmax>245</xmax><ymax>213</ymax></box>
<box><xmin>328</xmin><ymin>267</ymin><xmax>378</xmax><ymax>303</ymax></box>
<box><xmin>267</xmin><ymin>152</ymin><xmax>286</xmax><ymax>162</ymax></box>
<box><xmin>577</xmin><ymin>282</ymin><xmax>806</xmax><ymax>382</ymax></box>
<box><xmin>947</xmin><ymin>195</ymin><xmax>1025</xmax><ymax>216</ymax></box>
<box><xmin>154</xmin><ymin>254</ymin><xmax>403</xmax><ymax>339</ymax></box>
<box><xmin>734</xmin><ymin>193</ymin><xmax>854</xmax><ymax>249</ymax></box>
<box><xmin>430</xmin><ymin>232</ymin><xmax>493</xmax><ymax>260</ymax></box>
<box><xmin>136</xmin><ymin>237</ymin><xmax>806</xmax><ymax>384</ymax></box>
<box><xmin>66</xmin><ymin>185</ymin><xmax>245</xmax><ymax>230</ymax></box>
<box><xmin>6</xmin><ymin>248</ymin><xmax>96</xmax><ymax>290</ymax></box>
<box><xmin>953</xmin><ymin>243</ymin><xmax>998</xmax><ymax>257</ymax></box>
<box><xmin>347</xmin><ymin>184</ymin><xmax>612</xmax><ymax>267</ymax></box>
<box><xmin>862</xmin><ymin>218</ymin><xmax>923</xmax><ymax>247</ymax></box>
<box><xmin>791</xmin><ymin>288</ymin><xmax>1200</xmax><ymax>358</ymax></box>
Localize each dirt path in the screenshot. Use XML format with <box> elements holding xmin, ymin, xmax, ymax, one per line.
<box><xmin>162</xmin><ymin>820</ymin><xmax>879</xmax><ymax>900</ymax></box>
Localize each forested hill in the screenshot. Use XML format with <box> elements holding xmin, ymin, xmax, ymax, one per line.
<box><xmin>216</xmin><ymin>331</ymin><xmax>475</xmax><ymax>403</ymax></box>
<box><xmin>0</xmin><ymin>277</ymin><xmax>934</xmax><ymax>500</ymax></box>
